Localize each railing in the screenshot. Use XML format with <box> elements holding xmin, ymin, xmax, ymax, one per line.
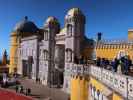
<box><xmin>69</xmin><ymin>64</ymin><xmax>133</xmax><ymax>100</ymax></box>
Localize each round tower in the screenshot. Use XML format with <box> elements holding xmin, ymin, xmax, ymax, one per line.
<box><xmin>9</xmin><ymin>30</ymin><xmax>19</xmax><ymax>73</ymax></box>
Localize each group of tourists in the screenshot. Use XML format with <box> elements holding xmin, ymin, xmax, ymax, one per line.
<box><xmin>112</xmin><ymin>56</ymin><xmax>132</xmax><ymax>75</ymax></box>
<box><xmin>96</xmin><ymin>56</ymin><xmax>132</xmax><ymax>75</ymax></box>
<box><xmin>15</xmin><ymin>85</ymin><xmax>31</xmax><ymax>96</ymax></box>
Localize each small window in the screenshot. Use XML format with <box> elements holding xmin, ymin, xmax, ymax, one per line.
<box><xmin>67</xmin><ymin>24</ymin><xmax>72</xmax><ymax>36</ymax></box>
<box><xmin>43</xmin><ymin>50</ymin><xmax>49</xmax><ymax>60</ymax></box>
<box><xmin>44</xmin><ymin>31</ymin><xmax>49</xmax><ymax>41</ymax></box>
<box><xmin>66</xmin><ymin>48</ymin><xmax>72</xmax><ymax>62</ymax></box>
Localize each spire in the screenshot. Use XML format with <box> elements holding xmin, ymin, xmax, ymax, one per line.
<box><xmin>2</xmin><ymin>49</ymin><xmax>8</xmax><ymax>65</ymax></box>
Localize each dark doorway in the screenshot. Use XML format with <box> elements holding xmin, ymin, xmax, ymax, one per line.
<box><xmin>22</xmin><ymin>56</ymin><xmax>33</xmax><ymax>78</ymax></box>
<box><xmin>22</xmin><ymin>60</ymin><xmax>28</xmax><ymax>77</ymax></box>
<box><xmin>28</xmin><ymin>56</ymin><xmax>33</xmax><ymax>78</ymax></box>
<box><xmin>59</xmin><ymin>72</ymin><xmax>64</xmax><ymax>85</ymax></box>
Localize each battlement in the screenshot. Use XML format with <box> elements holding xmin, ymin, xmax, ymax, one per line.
<box><xmin>98</xmin><ymin>39</ymin><xmax>133</xmax><ymax>44</ymax></box>
<box><xmin>128</xmin><ymin>29</ymin><xmax>133</xmax><ymax>32</ymax></box>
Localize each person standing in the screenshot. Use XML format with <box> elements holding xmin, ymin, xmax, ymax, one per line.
<box><xmin>2</xmin><ymin>73</ymin><xmax>7</xmax><ymax>87</ymax></box>
<box><xmin>20</xmin><ymin>86</ymin><xmax>24</xmax><ymax>93</ymax></box>
<box><xmin>117</xmin><ymin>60</ymin><xmax>122</xmax><ymax>74</ymax></box>
<box><xmin>124</xmin><ymin>56</ymin><xmax>130</xmax><ymax>75</ymax></box>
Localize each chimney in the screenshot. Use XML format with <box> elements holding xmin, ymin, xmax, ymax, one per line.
<box><xmin>97</xmin><ymin>32</ymin><xmax>102</xmax><ymax>41</ymax></box>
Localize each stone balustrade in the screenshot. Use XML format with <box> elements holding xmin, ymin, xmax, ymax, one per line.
<box><xmin>70</xmin><ymin>64</ymin><xmax>133</xmax><ymax>100</ymax></box>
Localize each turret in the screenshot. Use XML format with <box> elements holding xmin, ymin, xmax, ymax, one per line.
<box><xmin>65</xmin><ymin>8</ymin><xmax>85</xmax><ymax>63</ymax></box>
<box><xmin>63</xmin><ymin>7</ymin><xmax>86</xmax><ymax>93</ymax></box>
<box><xmin>97</xmin><ymin>32</ymin><xmax>102</xmax><ymax>41</ymax></box>
<box><xmin>9</xmin><ymin>29</ymin><xmax>19</xmax><ymax>73</ymax></box>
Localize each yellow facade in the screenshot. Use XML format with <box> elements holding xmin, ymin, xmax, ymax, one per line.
<box><xmin>81</xmin><ymin>43</ymin><xmax>133</xmax><ymax>61</ymax></box>
<box><xmin>9</xmin><ymin>32</ymin><xmax>19</xmax><ymax>73</ymax></box>
<box><xmin>70</xmin><ymin>76</ymin><xmax>88</xmax><ymax>100</ymax></box>
<box><xmin>89</xmin><ymin>77</ymin><xmax>113</xmax><ymax>99</ymax></box>
<box><xmin>81</xmin><ymin>29</ymin><xmax>133</xmax><ymax>61</ymax></box>
<box><xmin>95</xmin><ymin>45</ymin><xmax>133</xmax><ymax>60</ymax></box>
<box><xmin>128</xmin><ymin>29</ymin><xmax>133</xmax><ymax>40</ymax></box>
<box><xmin>113</xmin><ymin>93</ymin><xmax>123</xmax><ymax>100</ymax></box>
<box><xmin>70</xmin><ymin>76</ymin><xmax>124</xmax><ymax>100</ymax></box>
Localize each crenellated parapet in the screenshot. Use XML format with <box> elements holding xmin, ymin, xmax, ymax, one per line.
<box><xmin>96</xmin><ymin>39</ymin><xmax>133</xmax><ymax>50</ymax></box>
<box><xmin>95</xmin><ymin>39</ymin><xmax>133</xmax><ymax>60</ymax></box>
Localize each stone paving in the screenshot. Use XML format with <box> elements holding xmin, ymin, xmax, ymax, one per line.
<box><xmin>19</xmin><ymin>79</ymin><xmax>69</xmax><ymax>100</ymax></box>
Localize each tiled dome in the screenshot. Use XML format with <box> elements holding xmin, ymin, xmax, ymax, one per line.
<box><xmin>13</xmin><ymin>16</ymin><xmax>38</xmax><ymax>33</ymax></box>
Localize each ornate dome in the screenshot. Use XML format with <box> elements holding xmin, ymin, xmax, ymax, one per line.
<box><xmin>65</xmin><ymin>8</ymin><xmax>83</xmax><ymax>18</ymax></box>
<box><xmin>13</xmin><ymin>16</ymin><xmax>38</xmax><ymax>33</ymax></box>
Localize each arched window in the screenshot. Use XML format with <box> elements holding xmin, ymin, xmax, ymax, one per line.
<box><xmin>66</xmin><ymin>48</ymin><xmax>72</xmax><ymax>62</ymax></box>
<box><xmin>67</xmin><ymin>24</ymin><xmax>72</xmax><ymax>36</ymax></box>
<box><xmin>44</xmin><ymin>30</ymin><xmax>49</xmax><ymax>41</ymax></box>
<box><xmin>43</xmin><ymin>50</ymin><xmax>49</xmax><ymax>60</ymax></box>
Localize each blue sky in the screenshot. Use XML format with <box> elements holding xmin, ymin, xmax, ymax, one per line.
<box><xmin>0</xmin><ymin>0</ymin><xmax>133</xmax><ymax>56</ymax></box>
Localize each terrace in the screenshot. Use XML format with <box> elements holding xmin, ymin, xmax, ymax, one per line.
<box><xmin>68</xmin><ymin>64</ymin><xmax>133</xmax><ymax>100</ymax></box>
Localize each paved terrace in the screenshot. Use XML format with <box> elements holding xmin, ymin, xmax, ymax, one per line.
<box><xmin>19</xmin><ymin>79</ymin><xmax>69</xmax><ymax>100</ymax></box>
<box><xmin>8</xmin><ymin>78</ymin><xmax>69</xmax><ymax>100</ymax></box>
<box><xmin>68</xmin><ymin>64</ymin><xmax>133</xmax><ymax>100</ymax></box>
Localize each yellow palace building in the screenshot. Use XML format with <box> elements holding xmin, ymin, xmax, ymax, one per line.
<box><xmin>9</xmin><ymin>8</ymin><xmax>133</xmax><ymax>100</ymax></box>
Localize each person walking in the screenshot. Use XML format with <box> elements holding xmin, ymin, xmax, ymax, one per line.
<box><xmin>20</xmin><ymin>86</ymin><xmax>24</xmax><ymax>93</ymax></box>
<box><xmin>27</xmin><ymin>88</ymin><xmax>31</xmax><ymax>95</ymax></box>
<box><xmin>15</xmin><ymin>85</ymin><xmax>19</xmax><ymax>93</ymax></box>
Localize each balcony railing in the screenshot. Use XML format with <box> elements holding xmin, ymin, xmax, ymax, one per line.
<box><xmin>69</xmin><ymin>64</ymin><xmax>133</xmax><ymax>100</ymax></box>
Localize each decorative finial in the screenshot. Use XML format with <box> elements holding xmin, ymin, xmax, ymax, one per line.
<box><xmin>24</xmin><ymin>16</ymin><xmax>28</xmax><ymax>21</ymax></box>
